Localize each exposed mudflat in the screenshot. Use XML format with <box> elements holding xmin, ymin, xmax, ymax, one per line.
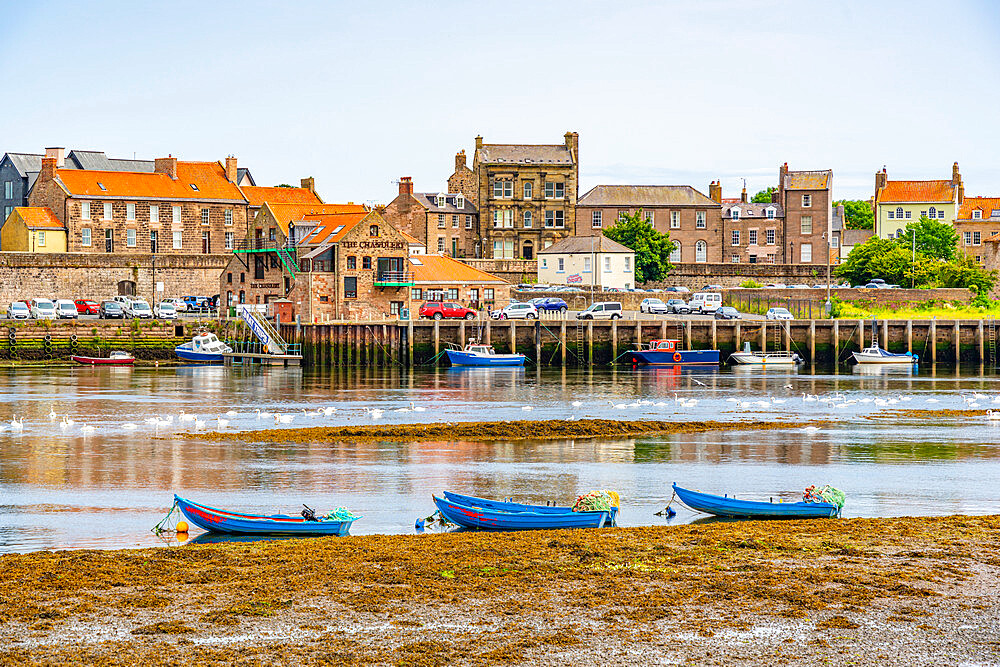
<box><xmin>2</xmin><ymin>516</ymin><xmax>998</xmax><ymax>665</ymax></box>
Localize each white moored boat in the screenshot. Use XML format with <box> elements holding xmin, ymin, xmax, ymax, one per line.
<box><xmin>729</xmin><ymin>342</ymin><xmax>802</xmax><ymax>366</ymax></box>
<box><xmin>852</xmin><ymin>343</ymin><xmax>918</xmax><ymax>365</ymax></box>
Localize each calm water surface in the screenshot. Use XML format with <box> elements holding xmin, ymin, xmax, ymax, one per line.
<box><xmin>1</xmin><ymin>364</ymin><xmax>999</xmax><ymax>553</ymax></box>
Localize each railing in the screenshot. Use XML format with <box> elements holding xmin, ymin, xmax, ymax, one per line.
<box><xmin>234</xmin><ymin>239</ymin><xmax>289</xmax><ymax>252</ymax></box>
<box><xmin>373</xmin><ymin>271</ymin><xmax>415</xmax><ymax>286</ymax></box>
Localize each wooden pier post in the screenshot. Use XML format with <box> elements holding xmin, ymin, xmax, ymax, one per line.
<box><xmin>711</xmin><ymin>319</ymin><xmax>717</xmax><ymax>351</ymax></box>
<box><xmin>587</xmin><ymin>321</ymin><xmax>594</xmax><ymax>366</ymax></box>
<box><xmin>931</xmin><ymin>320</ymin><xmax>937</xmax><ymax>364</ymax></box>
<box><xmin>686</xmin><ymin>320</ymin><xmax>693</xmax><ymax>350</ymax></box>
<box><xmin>510</xmin><ymin>320</ymin><xmax>516</xmax><ymax>356</ymax></box>
<box><xmin>611</xmin><ymin>319</ymin><xmax>618</xmax><ymax>363</ymax></box>
<box><xmin>858</xmin><ymin>319</ymin><xmax>865</xmax><ymax>351</ymax></box>
<box><xmin>978</xmin><ymin>320</ymin><xmax>984</xmax><ymax>363</ymax></box>
<box><xmin>634</xmin><ymin>319</ymin><xmax>641</xmax><ymax>350</ymax></box>
<box><xmin>734</xmin><ymin>320</ymin><xmax>741</xmax><ymax>352</ymax></box>
<box><xmin>485</xmin><ymin>319</ymin><xmax>491</xmax><ymax>345</ymax></box>
<box><xmin>433</xmin><ymin>320</ymin><xmax>440</xmax><ymax>366</ymax></box>
<box><xmin>760</xmin><ymin>322</ymin><xmax>766</xmax><ymax>352</ymax></box>
<box><xmin>906</xmin><ymin>320</ymin><xmax>912</xmax><ymax>354</ymax></box>
<box><xmin>459</xmin><ymin>320</ymin><xmax>466</xmax><ymax>348</ymax></box>
<box><xmin>660</xmin><ymin>320</ymin><xmax>667</xmax><ymax>339</ymax></box>
<box><xmin>809</xmin><ymin>320</ymin><xmax>816</xmax><ymax>362</ymax></box>
<box><xmin>954</xmin><ymin>321</ymin><xmax>961</xmax><ymax>364</ymax></box>
<box><xmin>560</xmin><ymin>320</ymin><xmax>567</xmax><ymax>366</ymax></box>
<box><xmin>833</xmin><ymin>319</ymin><xmax>839</xmax><ymax>362</ymax></box>
<box><xmin>407</xmin><ymin>319</ymin><xmax>413</xmax><ymax>367</ymax></box>
<box><xmin>534</xmin><ymin>319</ymin><xmax>541</xmax><ymax>365</ymax></box>
<box><xmin>785</xmin><ymin>321</ymin><xmax>791</xmax><ymax>352</ymax></box>
<box><xmin>882</xmin><ymin>320</ymin><xmax>889</xmax><ymax>351</ymax></box>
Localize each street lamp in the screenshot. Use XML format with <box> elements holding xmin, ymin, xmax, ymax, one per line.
<box><xmin>822</xmin><ymin>232</ymin><xmax>831</xmax><ymax>318</ymax></box>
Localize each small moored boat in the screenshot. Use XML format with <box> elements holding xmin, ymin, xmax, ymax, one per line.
<box><xmin>432</xmin><ymin>495</ymin><xmax>609</xmax><ymax>530</ymax></box>
<box><xmin>444</xmin><ymin>340</ymin><xmax>525</xmax><ymax>367</ymax></box>
<box><xmin>442</xmin><ymin>491</ymin><xmax>618</xmax><ymax>526</ymax></box>
<box><xmin>631</xmin><ymin>339</ymin><xmax>720</xmax><ymax>366</ymax></box>
<box><xmin>175</xmin><ymin>332</ymin><xmax>232</xmax><ymax>363</ymax></box>
<box><xmin>174</xmin><ymin>495</ymin><xmax>360</xmax><ymax>536</ymax></box>
<box><xmin>671</xmin><ymin>483</ymin><xmax>841</xmax><ymax>519</ymax></box>
<box><xmin>852</xmin><ymin>342</ymin><xmax>918</xmax><ymax>365</ymax></box>
<box><xmin>71</xmin><ymin>350</ymin><xmax>135</xmax><ymax>366</ymax></box>
<box><xmin>729</xmin><ymin>342</ymin><xmax>801</xmax><ymax>366</ymax></box>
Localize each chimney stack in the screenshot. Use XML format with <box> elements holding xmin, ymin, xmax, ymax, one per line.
<box><xmin>154</xmin><ymin>155</ymin><xmax>178</xmax><ymax>180</ymax></box>
<box><xmin>475</xmin><ymin>135</ymin><xmax>483</xmax><ymax>150</ymax></box>
<box><xmin>740</xmin><ymin>184</ymin><xmax>748</xmax><ymax>204</ymax></box>
<box><xmin>44</xmin><ymin>147</ymin><xmax>65</xmax><ymax>168</ymax></box>
<box><xmin>225</xmin><ymin>156</ymin><xmax>238</xmax><ymax>183</ymax></box>
<box><xmin>709</xmin><ymin>180</ymin><xmax>722</xmax><ymax>203</ymax></box>
<box><xmin>952</xmin><ymin>161</ymin><xmax>961</xmax><ymax>186</ymax></box>
<box><xmin>301</xmin><ymin>177</ymin><xmax>316</xmax><ymax>196</ymax></box>
<box><xmin>39</xmin><ymin>157</ymin><xmax>57</xmax><ymax>182</ymax></box>
<box><xmin>564</xmin><ymin>131</ymin><xmax>579</xmax><ymax>162</ymax></box>
<box><xmin>398</xmin><ymin>176</ymin><xmax>413</xmax><ymax>196</ymax></box>
<box><xmin>455</xmin><ymin>150</ymin><xmax>467</xmax><ymax>172</ymax></box>
<box><xmin>875</xmin><ymin>167</ymin><xmax>887</xmax><ymax>194</ymax></box>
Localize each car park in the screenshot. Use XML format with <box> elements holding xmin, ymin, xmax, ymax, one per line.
<box><xmin>664</xmin><ymin>299</ymin><xmax>691</xmax><ymax>314</ymax></box>
<box><xmin>7</xmin><ymin>302</ymin><xmax>30</xmax><ymax>319</ymax></box>
<box><xmin>54</xmin><ymin>299</ymin><xmax>78</xmax><ymax>319</ymax></box>
<box><xmin>29</xmin><ymin>298</ymin><xmax>58</xmax><ymax>319</ymax></box>
<box><xmin>75</xmin><ymin>299</ymin><xmax>100</xmax><ymax>315</ymax></box>
<box><xmin>126</xmin><ymin>299</ymin><xmax>154</xmax><ymax>319</ymax></box>
<box><xmin>419</xmin><ymin>302</ymin><xmax>477</xmax><ymax>320</ymax></box>
<box><xmin>154</xmin><ymin>301</ymin><xmax>177</xmax><ymax>318</ymax></box>
<box><xmin>765</xmin><ymin>307</ymin><xmax>794</xmax><ymax>320</ymax></box>
<box><xmin>576</xmin><ymin>301</ymin><xmax>623</xmax><ymax>320</ymax></box>
<box><xmin>100</xmin><ymin>300</ymin><xmax>124</xmax><ymax>319</ymax></box>
<box><xmin>639</xmin><ymin>298</ymin><xmax>669</xmax><ymax>314</ymax></box>
<box><xmin>492</xmin><ymin>302</ymin><xmax>538</xmax><ymax>320</ymax></box>
<box><xmin>689</xmin><ymin>292</ymin><xmax>722</xmax><ymax>314</ymax></box>
<box><xmin>714</xmin><ymin>306</ymin><xmax>740</xmax><ymax>320</ymax></box>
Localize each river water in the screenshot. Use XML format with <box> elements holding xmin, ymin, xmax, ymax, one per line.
<box><xmin>1</xmin><ymin>364</ymin><xmax>999</xmax><ymax>553</ymax></box>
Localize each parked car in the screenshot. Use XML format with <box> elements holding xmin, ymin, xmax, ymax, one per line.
<box><xmin>182</xmin><ymin>295</ymin><xmax>212</xmax><ymax>311</ymax></box>
<box><xmin>562</xmin><ymin>286</ymin><xmax>584</xmax><ymax>293</ymax></box>
<box><xmin>639</xmin><ymin>298</ymin><xmax>669</xmax><ymax>315</ymax></box>
<box><xmin>576</xmin><ymin>301</ymin><xmax>623</xmax><ymax>320</ymax></box>
<box><xmin>666</xmin><ymin>286</ymin><xmax>691</xmax><ymax>294</ymax></box>
<box><xmin>789</xmin><ymin>284</ymin><xmax>811</xmax><ymax>289</ymax></box>
<box><xmin>74</xmin><ymin>299</ymin><xmax>100</xmax><ymax>315</ymax></box>
<box><xmin>54</xmin><ymin>299</ymin><xmax>78</xmax><ymax>319</ymax></box>
<box><xmin>766</xmin><ymin>283</ymin><xmax>787</xmax><ymax>289</ymax></box>
<box><xmin>100</xmin><ymin>300</ymin><xmax>125</xmax><ymax>319</ymax></box>
<box><xmin>863</xmin><ymin>282</ymin><xmax>891</xmax><ymax>289</ymax></box>
<box><xmin>112</xmin><ymin>295</ymin><xmax>133</xmax><ymax>313</ymax></box>
<box><xmin>154</xmin><ymin>301</ymin><xmax>178</xmax><ymax>318</ymax></box>
<box><xmin>163</xmin><ymin>297</ymin><xmax>187</xmax><ymax>312</ymax></box>
<box><xmin>529</xmin><ymin>297</ymin><xmax>569</xmax><ymax>313</ymax></box>
<box><xmin>766</xmin><ymin>307</ymin><xmax>794</xmax><ymax>320</ymax></box>
<box><xmin>689</xmin><ymin>292</ymin><xmax>723</xmax><ymax>314</ymax></box>
<box><xmin>126</xmin><ymin>299</ymin><xmax>154</xmax><ymax>319</ymax></box>
<box><xmin>419</xmin><ymin>302</ymin><xmax>477</xmax><ymax>320</ymax></box>
<box><xmin>491</xmin><ymin>302</ymin><xmax>539</xmax><ymax>320</ymax></box>
<box><xmin>29</xmin><ymin>298</ymin><xmax>58</xmax><ymax>319</ymax></box>
<box><xmin>7</xmin><ymin>301</ymin><xmax>30</xmax><ymax>319</ymax></box>
<box><xmin>714</xmin><ymin>306</ymin><xmax>741</xmax><ymax>320</ymax></box>
<box><xmin>665</xmin><ymin>299</ymin><xmax>691</xmax><ymax>314</ymax></box>
<box><xmin>702</xmin><ymin>284</ymin><xmax>723</xmax><ymax>290</ymax></box>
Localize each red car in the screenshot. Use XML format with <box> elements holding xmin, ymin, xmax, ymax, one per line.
<box><xmin>75</xmin><ymin>299</ymin><xmax>100</xmax><ymax>315</ymax></box>
<box><xmin>419</xmin><ymin>301</ymin><xmax>477</xmax><ymax>320</ymax></box>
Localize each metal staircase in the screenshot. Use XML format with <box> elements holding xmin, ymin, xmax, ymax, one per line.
<box><xmin>276</xmin><ymin>247</ymin><xmax>298</xmax><ymax>278</ymax></box>
<box><xmin>239</xmin><ymin>306</ymin><xmax>290</xmax><ymax>355</ymax></box>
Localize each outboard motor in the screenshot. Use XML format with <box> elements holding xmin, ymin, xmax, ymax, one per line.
<box><xmin>301</xmin><ymin>504</ymin><xmax>318</xmax><ymax>521</ymax></box>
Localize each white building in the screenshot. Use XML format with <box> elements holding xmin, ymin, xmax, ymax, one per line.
<box><xmin>537</xmin><ymin>235</ymin><xmax>635</xmax><ymax>290</ymax></box>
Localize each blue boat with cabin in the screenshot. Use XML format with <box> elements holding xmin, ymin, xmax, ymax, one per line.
<box><xmin>174</xmin><ymin>495</ymin><xmax>360</xmax><ymax>535</ymax></box>
<box><xmin>445</xmin><ymin>341</ymin><xmax>525</xmax><ymax>367</ymax></box>
<box><xmin>671</xmin><ymin>483</ymin><xmax>840</xmax><ymax>519</ymax></box>
<box><xmin>432</xmin><ymin>495</ymin><xmax>609</xmax><ymax>530</ymax></box>
<box><xmin>631</xmin><ymin>339</ymin><xmax>720</xmax><ymax>366</ymax></box>
<box><xmin>174</xmin><ymin>332</ymin><xmax>232</xmax><ymax>363</ymax></box>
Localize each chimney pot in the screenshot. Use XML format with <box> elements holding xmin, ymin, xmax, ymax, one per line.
<box><xmin>399</xmin><ymin>176</ymin><xmax>413</xmax><ymax>196</ymax></box>
<box><xmin>475</xmin><ymin>135</ymin><xmax>483</xmax><ymax>149</ymax></box>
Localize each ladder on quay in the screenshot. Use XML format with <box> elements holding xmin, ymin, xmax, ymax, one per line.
<box><xmin>575</xmin><ymin>321</ymin><xmax>584</xmax><ymax>364</ymax></box>
<box><xmin>989</xmin><ymin>320</ymin><xmax>997</xmax><ymax>366</ymax></box>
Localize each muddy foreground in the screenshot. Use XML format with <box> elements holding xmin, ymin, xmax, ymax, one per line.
<box><xmin>1</xmin><ymin>516</ymin><xmax>998</xmax><ymax>665</ymax></box>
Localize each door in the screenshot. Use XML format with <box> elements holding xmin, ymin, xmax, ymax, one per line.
<box><xmin>105</xmin><ymin>229</ymin><xmax>113</xmax><ymax>253</ymax></box>
<box><xmin>150</xmin><ymin>230</ymin><xmax>158</xmax><ymax>254</ymax></box>
<box><xmin>522</xmin><ymin>241</ymin><xmax>533</xmax><ymax>260</ymax></box>
<box><xmin>377</xmin><ymin>257</ymin><xmax>403</xmax><ymax>279</ymax></box>
<box><xmin>202</xmin><ymin>231</ymin><xmax>210</xmax><ymax>254</ymax></box>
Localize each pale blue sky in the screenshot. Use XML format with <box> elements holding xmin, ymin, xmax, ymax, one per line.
<box><xmin>3</xmin><ymin>1</ymin><xmax>999</xmax><ymax>203</ymax></box>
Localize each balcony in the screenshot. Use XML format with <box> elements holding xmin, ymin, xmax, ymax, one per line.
<box><xmin>374</xmin><ymin>270</ymin><xmax>415</xmax><ymax>287</ymax></box>
<box><xmin>234</xmin><ymin>239</ymin><xmax>287</xmax><ymax>253</ymax></box>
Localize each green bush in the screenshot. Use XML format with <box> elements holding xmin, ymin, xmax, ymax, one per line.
<box><xmin>739</xmin><ymin>279</ymin><xmax>763</xmax><ymax>289</ymax></box>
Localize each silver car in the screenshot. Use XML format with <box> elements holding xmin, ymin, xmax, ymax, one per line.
<box><xmin>30</xmin><ymin>298</ymin><xmax>57</xmax><ymax>319</ymax></box>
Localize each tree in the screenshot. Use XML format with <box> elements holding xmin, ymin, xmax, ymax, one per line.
<box><xmin>893</xmin><ymin>216</ymin><xmax>959</xmax><ymax>261</ymax></box>
<box><xmin>602</xmin><ymin>210</ymin><xmax>673</xmax><ymax>284</ymax></box>
<box><xmin>276</xmin><ymin>183</ymin><xmax>293</xmax><ymax>188</ymax></box>
<box><xmin>751</xmin><ymin>187</ymin><xmax>776</xmax><ymax>203</ymax></box>
<box><xmin>937</xmin><ymin>254</ymin><xmax>997</xmax><ymax>294</ymax></box>
<box><xmin>834</xmin><ymin>237</ymin><xmax>896</xmax><ymax>285</ymax></box>
<box><xmin>834</xmin><ymin>200</ymin><xmax>875</xmax><ymax>230</ymax></box>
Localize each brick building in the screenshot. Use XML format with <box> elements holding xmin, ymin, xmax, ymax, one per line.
<box><xmin>0</xmin><ymin>207</ymin><xmax>67</xmax><ymax>252</ymax></box>
<box><xmin>28</xmin><ymin>154</ymin><xmax>250</xmax><ymax>255</ymax></box>
<box><xmin>716</xmin><ymin>184</ymin><xmax>785</xmax><ymax>264</ymax></box>
<box><xmin>779</xmin><ymin>163</ymin><xmax>834</xmax><ymax>265</ymax></box>
<box><xmin>873</xmin><ymin>163</ymin><xmax>962</xmax><ymax>240</ymax></box>
<box><xmin>576</xmin><ymin>184</ymin><xmax>723</xmax><ymax>263</ymax></box>
<box><xmin>447</xmin><ymin>132</ymin><xmax>579</xmax><ymax>260</ymax></box>
<box><xmin>407</xmin><ymin>254</ymin><xmax>509</xmax><ymax>310</ymax></box>
<box><xmin>380</xmin><ymin>176</ymin><xmax>479</xmax><ymax>258</ymax></box>
<box><xmin>954</xmin><ymin>196</ymin><xmax>1000</xmax><ymax>265</ymax></box>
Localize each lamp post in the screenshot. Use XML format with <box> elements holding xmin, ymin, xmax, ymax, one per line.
<box><xmin>823</xmin><ymin>232</ymin><xmax>832</xmax><ymax>318</ymax></box>
<box><xmin>911</xmin><ymin>227</ymin><xmax>916</xmax><ymax>288</ymax></box>
<box><xmin>151</xmin><ymin>253</ymin><xmax>156</xmax><ymax>307</ymax></box>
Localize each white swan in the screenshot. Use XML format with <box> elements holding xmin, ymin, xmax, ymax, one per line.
<box><xmin>59</xmin><ymin>416</ymin><xmax>71</xmax><ymax>430</ymax></box>
<box><xmin>323</xmin><ymin>407</ymin><xmax>336</xmax><ymax>416</ymax></box>
<box><xmin>410</xmin><ymin>403</ymin><xmax>425</xmax><ymax>412</ymax></box>
<box><xmin>926</xmin><ymin>398</ymin><xmax>940</xmax><ymax>403</ymax></box>
<box><xmin>80</xmin><ymin>424</ymin><xmax>95</xmax><ymax>434</ymax></box>
<box><xmin>10</xmin><ymin>416</ymin><xmax>23</xmax><ymax>431</ymax></box>
<box><xmin>255</xmin><ymin>408</ymin><xmax>273</xmax><ymax>419</ymax></box>
<box><xmin>802</xmin><ymin>426</ymin><xmax>820</xmax><ymax>433</ymax></box>
<box><xmin>987</xmin><ymin>410</ymin><xmax>1000</xmax><ymax>421</ymax></box>
<box><xmin>521</xmin><ymin>406</ymin><xmax>533</xmax><ymax>411</ymax></box>
<box><xmin>178</xmin><ymin>411</ymin><xmax>195</xmax><ymax>422</ymax></box>
<box><xmin>195</xmin><ymin>419</ymin><xmax>206</xmax><ymax>430</ymax></box>
<box><xmin>49</xmin><ymin>407</ymin><xmax>57</xmax><ymax>420</ymax></box>
<box><xmin>216</xmin><ymin>418</ymin><xmax>229</xmax><ymax>429</ymax></box>
<box><xmin>145</xmin><ymin>417</ymin><xmax>160</xmax><ymax>425</ymax></box>
<box><xmin>395</xmin><ymin>406</ymin><xmax>411</xmax><ymax>413</ymax></box>
<box><xmin>122</xmin><ymin>422</ymin><xmax>137</xmax><ymax>430</ymax></box>
<box><xmin>274</xmin><ymin>414</ymin><xmax>293</xmax><ymax>424</ymax></box>
<box><xmin>370</xmin><ymin>408</ymin><xmax>384</xmax><ymax>419</ymax></box>
<box><xmin>224</xmin><ymin>410</ymin><xmax>238</xmax><ymax>417</ymax></box>
<box><xmin>802</xmin><ymin>394</ymin><xmax>817</xmax><ymax>403</ymax></box>
<box><xmin>571</xmin><ymin>401</ymin><xmax>582</xmax><ymax>408</ymax></box>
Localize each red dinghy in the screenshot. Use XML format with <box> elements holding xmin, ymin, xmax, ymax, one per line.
<box><xmin>72</xmin><ymin>350</ymin><xmax>135</xmax><ymax>366</ymax></box>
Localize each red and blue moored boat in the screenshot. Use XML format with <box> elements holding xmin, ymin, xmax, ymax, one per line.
<box><xmin>631</xmin><ymin>339</ymin><xmax>720</xmax><ymax>366</ymax></box>
<box><xmin>442</xmin><ymin>491</ymin><xmax>618</xmax><ymax>526</ymax></box>
<box><xmin>175</xmin><ymin>495</ymin><xmax>359</xmax><ymax>536</ymax></box>
<box><xmin>433</xmin><ymin>495</ymin><xmax>609</xmax><ymax>530</ymax></box>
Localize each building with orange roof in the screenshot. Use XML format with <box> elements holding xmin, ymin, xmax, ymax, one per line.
<box><xmin>407</xmin><ymin>253</ymin><xmax>509</xmax><ymax>306</ymax></box>
<box><xmin>1</xmin><ymin>206</ymin><xmax>67</xmax><ymax>252</ymax></box>
<box><xmin>241</xmin><ymin>179</ymin><xmax>323</xmax><ymax>221</ymax></box>
<box><xmin>381</xmin><ymin>177</ymin><xmax>479</xmax><ymax>258</ymax></box>
<box><xmin>29</xmin><ymin>153</ymin><xmax>250</xmax><ymax>255</ymax></box>
<box><xmin>873</xmin><ymin>163</ymin><xmax>963</xmax><ymax>240</ymax></box>
<box><xmin>954</xmin><ymin>196</ymin><xmax>1000</xmax><ymax>265</ymax></box>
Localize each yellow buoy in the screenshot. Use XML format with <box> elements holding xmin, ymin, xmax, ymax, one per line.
<box><xmin>175</xmin><ymin>521</ymin><xmax>189</xmax><ymax>533</ymax></box>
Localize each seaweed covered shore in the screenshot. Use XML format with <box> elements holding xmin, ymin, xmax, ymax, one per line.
<box><xmin>2</xmin><ymin>516</ymin><xmax>999</xmax><ymax>665</ymax></box>
<box><xmin>191</xmin><ymin>417</ymin><xmax>817</xmax><ymax>444</ymax></box>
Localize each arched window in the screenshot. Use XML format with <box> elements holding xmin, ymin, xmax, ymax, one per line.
<box><xmin>369</xmin><ymin>224</ymin><xmax>379</xmax><ymax>237</ymax></box>
<box><xmin>928</xmin><ymin>206</ymin><xmax>936</xmax><ymax>219</ymax></box>
<box><xmin>695</xmin><ymin>240</ymin><xmax>707</xmax><ymax>263</ymax></box>
<box><xmin>670</xmin><ymin>241</ymin><xmax>682</xmax><ymax>263</ymax></box>
<box><xmin>896</xmin><ymin>207</ymin><xmax>904</xmax><ymax>219</ymax></box>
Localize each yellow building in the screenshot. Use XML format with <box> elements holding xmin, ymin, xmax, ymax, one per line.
<box><xmin>1</xmin><ymin>207</ymin><xmax>68</xmax><ymax>252</ymax></box>
<box><xmin>873</xmin><ymin>163</ymin><xmax>962</xmax><ymax>239</ymax></box>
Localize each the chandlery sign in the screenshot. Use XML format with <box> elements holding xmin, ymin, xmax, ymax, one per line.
<box><xmin>341</xmin><ymin>240</ymin><xmax>407</xmax><ymax>250</ymax></box>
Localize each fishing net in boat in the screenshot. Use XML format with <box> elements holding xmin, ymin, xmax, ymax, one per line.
<box><xmin>803</xmin><ymin>485</ymin><xmax>846</xmax><ymax>509</ymax></box>
<box><xmin>572</xmin><ymin>490</ymin><xmax>620</xmax><ymax>512</ymax></box>
<box><xmin>323</xmin><ymin>507</ymin><xmax>361</xmax><ymax>521</ymax></box>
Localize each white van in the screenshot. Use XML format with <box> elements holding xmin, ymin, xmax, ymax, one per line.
<box><xmin>689</xmin><ymin>292</ymin><xmax>722</xmax><ymax>314</ymax></box>
<box><xmin>576</xmin><ymin>301</ymin><xmax>623</xmax><ymax>320</ymax></box>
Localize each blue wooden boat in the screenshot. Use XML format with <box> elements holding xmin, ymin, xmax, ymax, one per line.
<box><xmin>432</xmin><ymin>495</ymin><xmax>608</xmax><ymax>530</ymax></box>
<box><xmin>631</xmin><ymin>339</ymin><xmax>720</xmax><ymax>366</ymax></box>
<box><xmin>445</xmin><ymin>341</ymin><xmax>525</xmax><ymax>367</ymax></box>
<box><xmin>174</xmin><ymin>495</ymin><xmax>359</xmax><ymax>535</ymax></box>
<box><xmin>671</xmin><ymin>483</ymin><xmax>839</xmax><ymax>519</ymax></box>
<box><xmin>442</xmin><ymin>491</ymin><xmax>618</xmax><ymax>526</ymax></box>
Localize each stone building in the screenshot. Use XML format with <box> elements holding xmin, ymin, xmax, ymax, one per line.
<box><xmin>717</xmin><ymin>185</ymin><xmax>785</xmax><ymax>264</ymax></box>
<box><xmin>1</xmin><ymin>207</ymin><xmax>67</xmax><ymax>252</ymax></box>
<box><xmin>779</xmin><ymin>163</ymin><xmax>834</xmax><ymax>265</ymax></box>
<box><xmin>576</xmin><ymin>184</ymin><xmax>722</xmax><ymax>263</ymax></box>
<box><xmin>537</xmin><ymin>235</ymin><xmax>635</xmax><ymax>290</ymax></box>
<box><xmin>241</xmin><ymin>179</ymin><xmax>322</xmax><ymax>224</ymax></box>
<box><xmin>873</xmin><ymin>163</ymin><xmax>963</xmax><ymax>239</ymax></box>
<box><xmin>447</xmin><ymin>132</ymin><xmax>579</xmax><ymax>260</ymax></box>
<box><xmin>28</xmin><ymin>154</ymin><xmax>250</xmax><ymax>255</ymax></box>
<box><xmin>380</xmin><ymin>176</ymin><xmax>479</xmax><ymax>258</ymax></box>
<box><xmin>407</xmin><ymin>253</ymin><xmax>509</xmax><ymax>310</ymax></box>
<box><xmin>954</xmin><ymin>196</ymin><xmax>1000</xmax><ymax>265</ymax></box>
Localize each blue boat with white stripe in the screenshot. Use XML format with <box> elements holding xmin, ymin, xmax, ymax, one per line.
<box><xmin>445</xmin><ymin>341</ymin><xmax>525</xmax><ymax>367</ymax></box>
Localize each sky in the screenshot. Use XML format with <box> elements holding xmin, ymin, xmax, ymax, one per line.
<box><xmin>3</xmin><ymin>1</ymin><xmax>999</xmax><ymax>204</ymax></box>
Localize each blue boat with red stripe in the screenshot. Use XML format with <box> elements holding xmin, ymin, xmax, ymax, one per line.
<box><xmin>432</xmin><ymin>495</ymin><xmax>610</xmax><ymax>530</ymax></box>
<box><xmin>174</xmin><ymin>495</ymin><xmax>359</xmax><ymax>536</ymax></box>
<box><xmin>442</xmin><ymin>491</ymin><xmax>618</xmax><ymax>526</ymax></box>
<box><xmin>631</xmin><ymin>339</ymin><xmax>720</xmax><ymax>366</ymax></box>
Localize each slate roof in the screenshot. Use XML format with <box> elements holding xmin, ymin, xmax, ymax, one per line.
<box><xmin>414</xmin><ymin>192</ymin><xmax>477</xmax><ymax>214</ymax></box>
<box><xmin>4</xmin><ymin>153</ymin><xmax>43</xmax><ymax>177</ymax></box>
<box><xmin>957</xmin><ymin>196</ymin><xmax>1000</xmax><ymax>221</ymax></box>
<box><xmin>720</xmin><ymin>201</ymin><xmax>784</xmax><ymax>218</ymax></box>
<box><xmin>236</xmin><ymin>167</ymin><xmax>254</xmax><ymax>186</ymax></box>
<box><xmin>67</xmin><ymin>151</ymin><xmax>154</xmax><ymax>172</ymax></box>
<box><xmin>56</xmin><ymin>162</ymin><xmax>246</xmax><ymax>202</ymax></box>
<box><xmin>878</xmin><ymin>180</ymin><xmax>957</xmax><ymax>204</ymax></box>
<box><xmin>784</xmin><ymin>170</ymin><xmax>832</xmax><ymax>190</ymax></box>
<box><xmin>408</xmin><ymin>254</ymin><xmax>507</xmax><ymax>284</ymax></box>
<box><xmin>476</xmin><ymin>144</ymin><xmax>574</xmax><ymax>165</ymax></box>
<box><xmin>538</xmin><ymin>235</ymin><xmax>633</xmax><ymax>255</ymax></box>
<box><xmin>13</xmin><ymin>207</ymin><xmax>64</xmax><ymax>229</ymax></box>
<box><xmin>578</xmin><ymin>185</ymin><xmax>718</xmax><ymax>208</ymax></box>
<box><xmin>842</xmin><ymin>229</ymin><xmax>874</xmax><ymax>246</ymax></box>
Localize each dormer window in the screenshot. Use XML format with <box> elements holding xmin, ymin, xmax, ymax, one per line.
<box><xmin>436</xmin><ymin>194</ymin><xmax>445</xmax><ymax>208</ymax></box>
<box><xmin>992</xmin><ymin>209</ymin><xmax>1000</xmax><ymax>217</ymax></box>
<box><xmin>731</xmin><ymin>207</ymin><xmax>740</xmax><ymax>221</ymax></box>
<box><xmin>456</xmin><ymin>194</ymin><xmax>464</xmax><ymax>209</ymax></box>
<box><xmin>973</xmin><ymin>210</ymin><xmax>982</xmax><ymax>219</ymax></box>
<box><xmin>765</xmin><ymin>207</ymin><xmax>776</xmax><ymax>219</ymax></box>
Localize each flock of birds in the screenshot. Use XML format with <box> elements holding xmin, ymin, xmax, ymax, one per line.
<box><xmin>4</xmin><ymin>390</ymin><xmax>1000</xmax><ymax>436</ymax></box>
